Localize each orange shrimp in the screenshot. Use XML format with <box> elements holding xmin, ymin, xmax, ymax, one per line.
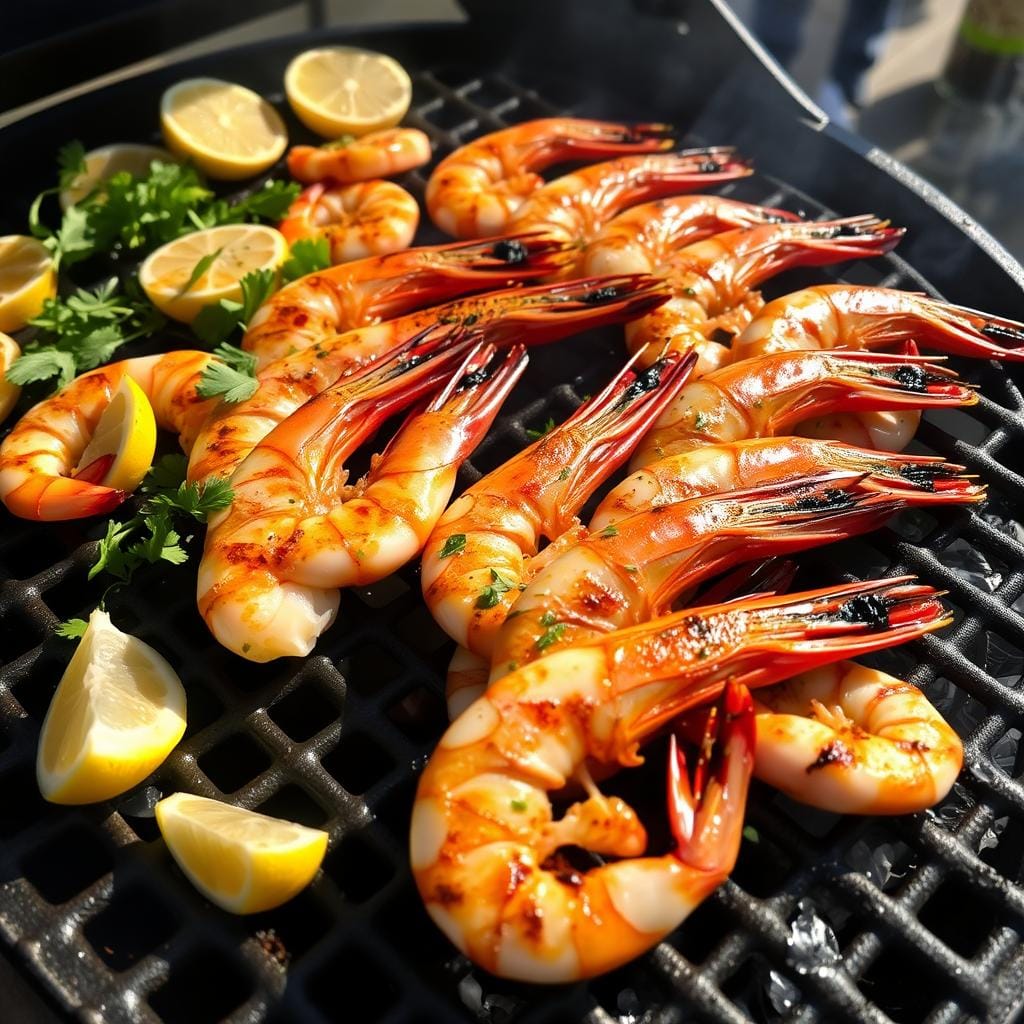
<box><xmin>507</xmin><ymin>148</ymin><xmax>752</xmax><ymax>252</ymax></box>
<box><xmin>412</xmin><ymin>578</ymin><xmax>949</xmax><ymax>981</ymax></box>
<box><xmin>0</xmin><ymin>351</ymin><xmax>217</xmax><ymax>521</ymax></box>
<box><xmin>631</xmin><ymin>349</ymin><xmax>976</xmax><ymax>468</ymax></box>
<box><xmin>426</xmin><ymin>117</ymin><xmax>674</xmax><ymax>237</ymax></box>
<box><xmin>187</xmin><ymin>275</ymin><xmax>668</xmax><ymax>485</ymax></box>
<box><xmin>286</xmin><ymin>127</ymin><xmax>431</xmax><ymax>184</ymax></box>
<box><xmin>579</xmin><ymin>195</ymin><xmax>799</xmax><ymax>277</ymax></box>
<box><xmin>278</xmin><ymin>180</ymin><xmax>420</xmax><ymax>263</ymax></box>
<box><xmin>199</xmin><ymin>327</ymin><xmax>525</xmax><ymax>661</ymax></box>
<box><xmin>242</xmin><ymin>233</ymin><xmax>570</xmax><ymax>368</ymax></box>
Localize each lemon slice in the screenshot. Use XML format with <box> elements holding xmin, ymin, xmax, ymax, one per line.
<box><xmin>37</xmin><ymin>609</ymin><xmax>187</xmax><ymax>805</ymax></box>
<box><xmin>0</xmin><ymin>332</ymin><xmax>22</xmax><ymax>424</ymax></box>
<box><xmin>74</xmin><ymin>374</ymin><xmax>157</xmax><ymax>492</ymax></box>
<box><xmin>138</xmin><ymin>223</ymin><xmax>287</xmax><ymax>324</ymax></box>
<box><xmin>160</xmin><ymin>78</ymin><xmax>288</xmax><ymax>180</ymax></box>
<box><xmin>0</xmin><ymin>235</ymin><xmax>57</xmax><ymax>333</ymax></box>
<box><xmin>285</xmin><ymin>47</ymin><xmax>412</xmax><ymax>139</ymax></box>
<box><xmin>59</xmin><ymin>143</ymin><xmax>177</xmax><ymax>210</ymax></box>
<box><xmin>155</xmin><ymin>793</ymin><xmax>328</xmax><ymax>913</ymax></box>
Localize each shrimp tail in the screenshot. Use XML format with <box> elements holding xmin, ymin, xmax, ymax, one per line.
<box><xmin>668</xmin><ymin>682</ymin><xmax>754</xmax><ymax>873</ymax></box>
<box><xmin>691</xmin><ymin>557</ymin><xmax>799</xmax><ymax>607</ymax></box>
<box><xmin>928</xmin><ymin>299</ymin><xmax>1024</xmax><ymax>360</ymax></box>
<box><xmin>427</xmin><ymin>232</ymin><xmax>573</xmax><ymax>276</ymax></box>
<box><xmin>2</xmin><ymin>475</ymin><xmax>127</xmax><ymax>522</ymax></box>
<box><xmin>549</xmin><ymin>348</ymin><xmax>697</xmax><ymax>532</ymax></box>
<box><xmin>622</xmin><ymin>577</ymin><xmax>949</xmax><ymax>743</ymax></box>
<box><xmin>546</xmin><ymin>118</ymin><xmax>676</xmax><ymax>155</ymax></box>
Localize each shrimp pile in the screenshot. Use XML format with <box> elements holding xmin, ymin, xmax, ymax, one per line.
<box><xmin>7</xmin><ymin>110</ymin><xmax>1024</xmax><ymax>989</ymax></box>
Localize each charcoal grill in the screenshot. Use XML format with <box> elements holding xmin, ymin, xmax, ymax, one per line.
<box><xmin>2</xmin><ymin>1</ymin><xmax>1024</xmax><ymax>1021</ymax></box>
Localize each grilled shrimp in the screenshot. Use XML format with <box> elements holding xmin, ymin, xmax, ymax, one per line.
<box><xmin>580</xmin><ymin>195</ymin><xmax>798</xmax><ymax>277</ymax></box>
<box><xmin>631</xmin><ymin>349</ymin><xmax>976</xmax><ymax>468</ymax></box>
<box><xmin>0</xmin><ymin>351</ymin><xmax>217</xmax><ymax>521</ymax></box>
<box><xmin>188</xmin><ymin>274</ymin><xmax>668</xmax><ymax>484</ymax></box>
<box><xmin>287</xmin><ymin>127</ymin><xmax>431</xmax><ymax>184</ymax></box>
<box><xmin>426</xmin><ymin>117</ymin><xmax>674</xmax><ymax>237</ymax></box>
<box><xmin>243</xmin><ymin>233</ymin><xmax>569</xmax><ymax>368</ymax></box>
<box><xmin>199</xmin><ymin>328</ymin><xmax>525</xmax><ymax>661</ymax></box>
<box><xmin>621</xmin><ymin>217</ymin><xmax>903</xmax><ymax>372</ymax></box>
<box><xmin>490</xmin><ymin>453</ymin><xmax>981</xmax><ymax>679</ymax></box>
<box><xmin>279</xmin><ymin>180</ymin><xmax>420</xmax><ymax>263</ymax></box>
<box><xmin>421</xmin><ymin>349</ymin><xmax>695</xmax><ymax>661</ymax></box>
<box><xmin>752</xmin><ymin>661</ymin><xmax>963</xmax><ymax>814</ymax></box>
<box><xmin>412</xmin><ymin>578</ymin><xmax>948</xmax><ymax>982</ymax></box>
<box><xmin>506</xmin><ymin>149</ymin><xmax>751</xmax><ymax>250</ymax></box>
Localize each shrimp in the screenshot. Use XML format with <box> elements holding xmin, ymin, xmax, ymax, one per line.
<box><xmin>579</xmin><ymin>195</ymin><xmax>798</xmax><ymax>277</ymax></box>
<box><xmin>278</xmin><ymin>180</ymin><xmax>420</xmax><ymax>263</ymax></box>
<box><xmin>507</xmin><ymin>149</ymin><xmax>751</xmax><ymax>253</ymax></box>
<box><xmin>426</xmin><ymin>117</ymin><xmax>674</xmax><ymax>238</ymax></box>
<box><xmin>421</xmin><ymin>348</ymin><xmax>696</xmax><ymax>660</ymax></box>
<box><xmin>490</xmin><ymin>457</ymin><xmax>982</xmax><ymax>680</ymax></box>
<box><xmin>631</xmin><ymin>349</ymin><xmax>976</xmax><ymax>469</ymax></box>
<box><xmin>0</xmin><ymin>350</ymin><xmax>217</xmax><ymax>521</ymax></box>
<box><xmin>187</xmin><ymin>275</ymin><xmax>668</xmax><ymax>485</ymax></box>
<box><xmin>243</xmin><ymin>233</ymin><xmax>570</xmax><ymax>368</ymax></box>
<box><xmin>287</xmin><ymin>127</ymin><xmax>431</xmax><ymax>184</ymax></box>
<box><xmin>412</xmin><ymin>578</ymin><xmax>949</xmax><ymax>982</ymax></box>
<box><xmin>752</xmin><ymin>661</ymin><xmax>963</xmax><ymax>814</ymax></box>
<box><xmin>621</xmin><ymin>217</ymin><xmax>904</xmax><ymax>372</ymax></box>
<box><xmin>731</xmin><ymin>284</ymin><xmax>1024</xmax><ymax>363</ymax></box>
<box><xmin>199</xmin><ymin>328</ymin><xmax>525</xmax><ymax>661</ymax></box>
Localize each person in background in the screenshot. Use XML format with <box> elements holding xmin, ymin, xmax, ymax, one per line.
<box><xmin>751</xmin><ymin>0</ymin><xmax>897</xmax><ymax>127</ymax></box>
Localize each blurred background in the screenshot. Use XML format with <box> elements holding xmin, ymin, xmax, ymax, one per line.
<box><xmin>3</xmin><ymin>0</ymin><xmax>1023</xmax><ymax>258</ymax></box>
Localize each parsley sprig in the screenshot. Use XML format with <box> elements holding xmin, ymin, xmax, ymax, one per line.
<box><xmin>196</xmin><ymin>342</ymin><xmax>259</xmax><ymax>403</ymax></box>
<box><xmin>281</xmin><ymin>238</ymin><xmax>331</xmax><ymax>282</ymax></box>
<box><xmin>87</xmin><ymin>454</ymin><xmax>233</xmax><ymax>586</ymax></box>
<box><xmin>192</xmin><ymin>269</ymin><xmax>277</xmax><ymax>345</ymax></box>
<box><xmin>30</xmin><ymin>144</ymin><xmax>299</xmax><ymax>269</ymax></box>
<box><xmin>475</xmin><ymin>568</ymin><xmax>522</xmax><ymax>610</ymax></box>
<box><xmin>6</xmin><ymin>278</ymin><xmax>165</xmax><ymax>390</ymax></box>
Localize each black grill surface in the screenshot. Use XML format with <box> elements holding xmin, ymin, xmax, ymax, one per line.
<box><xmin>2</xmin><ymin>11</ymin><xmax>1024</xmax><ymax>1024</ymax></box>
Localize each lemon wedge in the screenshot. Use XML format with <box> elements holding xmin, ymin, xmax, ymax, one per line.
<box><xmin>285</xmin><ymin>47</ymin><xmax>412</xmax><ymax>139</ymax></box>
<box><xmin>74</xmin><ymin>374</ymin><xmax>157</xmax><ymax>493</ymax></box>
<box><xmin>160</xmin><ymin>78</ymin><xmax>288</xmax><ymax>180</ymax></box>
<box><xmin>0</xmin><ymin>332</ymin><xmax>22</xmax><ymax>424</ymax></box>
<box><xmin>0</xmin><ymin>235</ymin><xmax>57</xmax><ymax>333</ymax></box>
<box><xmin>138</xmin><ymin>223</ymin><xmax>287</xmax><ymax>324</ymax></box>
<box><xmin>59</xmin><ymin>143</ymin><xmax>177</xmax><ymax>210</ymax></box>
<box><xmin>37</xmin><ymin>609</ymin><xmax>187</xmax><ymax>805</ymax></box>
<box><xmin>155</xmin><ymin>793</ymin><xmax>328</xmax><ymax>913</ymax></box>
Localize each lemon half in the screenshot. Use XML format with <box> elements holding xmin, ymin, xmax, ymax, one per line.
<box><xmin>0</xmin><ymin>332</ymin><xmax>22</xmax><ymax>424</ymax></box>
<box><xmin>285</xmin><ymin>47</ymin><xmax>412</xmax><ymax>139</ymax></box>
<box><xmin>74</xmin><ymin>374</ymin><xmax>157</xmax><ymax>493</ymax></box>
<box><xmin>138</xmin><ymin>223</ymin><xmax>286</xmax><ymax>324</ymax></box>
<box><xmin>155</xmin><ymin>793</ymin><xmax>328</xmax><ymax>913</ymax></box>
<box><xmin>37</xmin><ymin>609</ymin><xmax>187</xmax><ymax>805</ymax></box>
<box><xmin>161</xmin><ymin>78</ymin><xmax>287</xmax><ymax>180</ymax></box>
<box><xmin>0</xmin><ymin>235</ymin><xmax>57</xmax><ymax>334</ymax></box>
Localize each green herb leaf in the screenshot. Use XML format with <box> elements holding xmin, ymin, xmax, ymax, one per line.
<box><xmin>556</xmin><ymin>467</ymin><xmax>570</xmax><ymax>481</ymax></box>
<box><xmin>439</xmin><ymin>534</ymin><xmax>466</xmax><ymax>558</ymax></box>
<box><xmin>57</xmin><ymin>141</ymin><xmax>88</xmax><ymax>192</ymax></box>
<box><xmin>55</xmin><ymin>617</ymin><xmax>89</xmax><ymax>640</ymax></box>
<box><xmin>143</xmin><ymin>454</ymin><xmax>189</xmax><ymax>492</ymax></box>
<box><xmin>5</xmin><ymin>349</ymin><xmax>77</xmax><ymax>388</ymax></box>
<box><xmin>599</xmin><ymin>524</ymin><xmax>619</xmax><ymax>538</ymax></box>
<box><xmin>475</xmin><ymin>567</ymin><xmax>519</xmax><ymax>609</ymax></box>
<box><xmin>693</xmin><ymin>411</ymin><xmax>709</xmax><ymax>430</ymax></box>
<box><xmin>539</xmin><ymin>610</ymin><xmax>558</xmax><ymax>627</ymax></box>
<box><xmin>281</xmin><ymin>237</ymin><xmax>331</xmax><ymax>282</ymax></box>
<box><xmin>192</xmin><ymin>269</ymin><xmax>277</xmax><ymax>346</ymax></box>
<box><xmin>196</xmin><ymin>359</ymin><xmax>259</xmax><ymax>403</ymax></box>
<box><xmin>525</xmin><ymin>416</ymin><xmax>556</xmax><ymax>441</ymax></box>
<box><xmin>743</xmin><ymin>825</ymin><xmax>760</xmax><ymax>844</ymax></box>
<box><xmin>178</xmin><ymin>248</ymin><xmax>223</xmax><ymax>296</ymax></box>
<box><xmin>510</xmin><ymin>798</ymin><xmax>528</xmax><ymax>812</ymax></box>
<box><xmin>535</xmin><ymin>621</ymin><xmax>567</xmax><ymax>652</ymax></box>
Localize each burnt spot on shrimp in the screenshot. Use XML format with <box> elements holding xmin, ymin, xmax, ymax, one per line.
<box><xmin>892</xmin><ymin>364</ymin><xmax>929</xmax><ymax>392</ymax></box>
<box><xmin>839</xmin><ymin>593</ymin><xmax>890</xmax><ymax>630</ymax></box>
<box><xmin>806</xmin><ymin>739</ymin><xmax>855</xmax><ymax>772</ymax></box>
<box><xmin>491</xmin><ymin>238</ymin><xmax>529</xmax><ymax>265</ymax></box>
<box><xmin>982</xmin><ymin>321</ymin><xmax>1024</xmax><ymax>343</ymax></box>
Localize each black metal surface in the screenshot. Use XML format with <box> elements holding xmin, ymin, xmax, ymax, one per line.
<box><xmin>2</xmin><ymin>3</ymin><xmax>1024</xmax><ymax>1023</ymax></box>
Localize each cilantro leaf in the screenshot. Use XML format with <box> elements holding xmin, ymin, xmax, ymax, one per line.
<box><xmin>55</xmin><ymin>618</ymin><xmax>89</xmax><ymax>640</ymax></box>
<box><xmin>526</xmin><ymin>417</ymin><xmax>556</xmax><ymax>441</ymax></box>
<box><xmin>211</xmin><ymin>342</ymin><xmax>258</xmax><ymax>376</ymax></box>
<box><xmin>440</xmin><ymin>534</ymin><xmax>466</xmax><ymax>558</ymax></box>
<box><xmin>57</xmin><ymin>141</ymin><xmax>88</xmax><ymax>191</ymax></box>
<box><xmin>599</xmin><ymin>524</ymin><xmax>619</xmax><ymax>538</ymax></box>
<box><xmin>282</xmin><ymin>238</ymin><xmax>331</xmax><ymax>282</ymax></box>
<box><xmin>196</xmin><ymin>359</ymin><xmax>259</xmax><ymax>403</ymax></box>
<box><xmin>475</xmin><ymin>568</ymin><xmax>519</xmax><ymax>609</ymax></box>
<box><xmin>535</xmin><ymin>620</ymin><xmax>567</xmax><ymax>652</ymax></box>
<box><xmin>192</xmin><ymin>269</ymin><xmax>277</xmax><ymax>345</ymax></box>
<box><xmin>143</xmin><ymin>454</ymin><xmax>189</xmax><ymax>492</ymax></box>
<box><xmin>5</xmin><ymin>349</ymin><xmax>77</xmax><ymax>388</ymax></box>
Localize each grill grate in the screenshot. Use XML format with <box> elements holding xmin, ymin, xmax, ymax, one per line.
<box><xmin>2</xmin><ymin>46</ymin><xmax>1024</xmax><ymax>1024</ymax></box>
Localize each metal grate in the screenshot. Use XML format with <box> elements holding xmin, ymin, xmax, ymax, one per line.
<box><xmin>2</xmin><ymin>51</ymin><xmax>1024</xmax><ymax>1024</ymax></box>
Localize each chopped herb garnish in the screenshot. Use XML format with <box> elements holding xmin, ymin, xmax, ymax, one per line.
<box><xmin>281</xmin><ymin>237</ymin><xmax>332</xmax><ymax>282</ymax></box>
<box><xmin>693</xmin><ymin>411</ymin><xmax>709</xmax><ymax>430</ymax></box>
<box><xmin>510</xmin><ymin>798</ymin><xmax>528</xmax><ymax>812</ymax></box>
<box><xmin>743</xmin><ymin>825</ymin><xmax>760</xmax><ymax>844</ymax></box>
<box><xmin>475</xmin><ymin>567</ymin><xmax>519</xmax><ymax>609</ymax></box>
<box><xmin>439</xmin><ymin>534</ymin><xmax>466</xmax><ymax>558</ymax></box>
<box><xmin>55</xmin><ymin>618</ymin><xmax>89</xmax><ymax>640</ymax></box>
<box><xmin>525</xmin><ymin>416</ymin><xmax>556</xmax><ymax>441</ymax></box>
<box><xmin>535</xmin><ymin>621</ymin><xmax>567</xmax><ymax>652</ymax></box>
<box><xmin>599</xmin><ymin>524</ymin><xmax>619</xmax><ymax>538</ymax></box>
<box><xmin>624</xmin><ymin>564</ymin><xmax>639</xmax><ymax>574</ymax></box>
<box><xmin>195</xmin><ymin>342</ymin><xmax>259</xmax><ymax>403</ymax></box>
<box><xmin>556</xmin><ymin>467</ymin><xmax>570</xmax><ymax>481</ymax></box>
<box><xmin>192</xmin><ymin>268</ymin><xmax>278</xmax><ymax>345</ymax></box>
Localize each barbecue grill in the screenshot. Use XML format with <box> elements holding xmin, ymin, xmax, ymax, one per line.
<box><xmin>2</xmin><ymin>1</ymin><xmax>1024</xmax><ymax>1021</ymax></box>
